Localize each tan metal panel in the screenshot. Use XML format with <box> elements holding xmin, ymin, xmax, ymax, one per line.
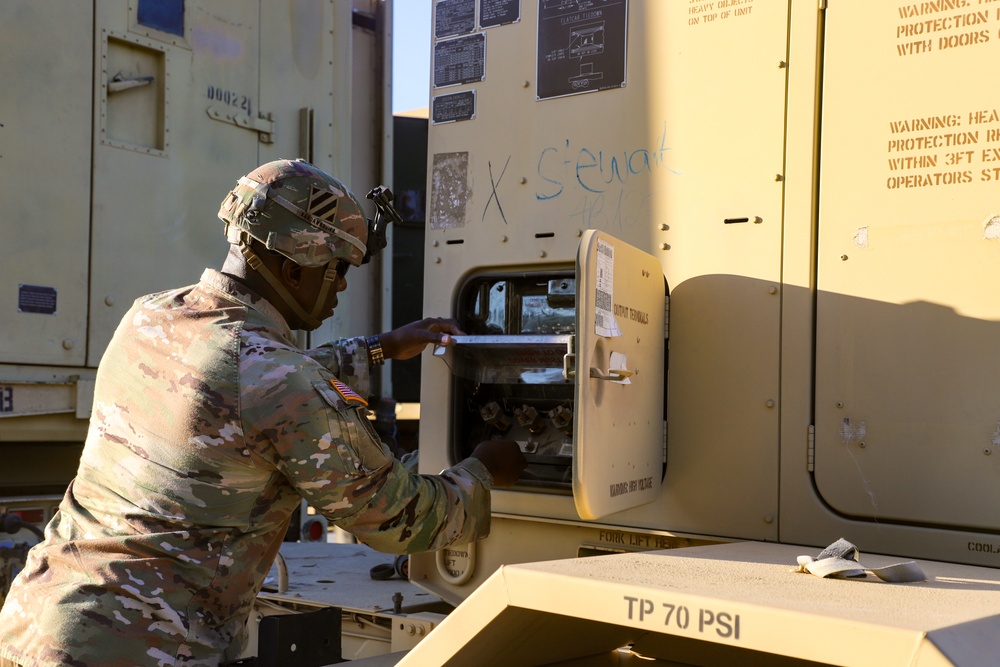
<box><xmin>0</xmin><ymin>2</ymin><xmax>93</xmax><ymax>365</ymax></box>
<box><xmin>88</xmin><ymin>1</ymin><xmax>258</xmax><ymax>365</ymax></box>
<box><xmin>420</xmin><ymin>1</ymin><xmax>790</xmax><ymax>548</ymax></box>
<box><xmin>405</xmin><ymin>542</ymin><xmax>1000</xmax><ymax>666</ymax></box>
<box><xmin>815</xmin><ymin>2</ymin><xmax>1000</xmax><ymax>529</ymax></box>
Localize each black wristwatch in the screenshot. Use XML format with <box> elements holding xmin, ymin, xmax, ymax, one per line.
<box><xmin>366</xmin><ymin>335</ymin><xmax>385</xmax><ymax>366</ymax></box>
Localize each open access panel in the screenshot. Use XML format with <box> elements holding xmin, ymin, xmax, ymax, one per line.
<box><xmin>437</xmin><ymin>230</ymin><xmax>667</xmax><ymax>520</ymax></box>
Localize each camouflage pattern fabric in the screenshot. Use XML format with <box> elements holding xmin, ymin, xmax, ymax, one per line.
<box><xmin>219</xmin><ymin>159</ymin><xmax>369</xmax><ymax>268</ymax></box>
<box><xmin>0</xmin><ymin>269</ymin><xmax>493</xmax><ymax>666</ymax></box>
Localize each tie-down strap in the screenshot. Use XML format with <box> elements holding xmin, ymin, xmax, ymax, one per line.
<box><xmin>794</xmin><ymin>538</ymin><xmax>927</xmax><ymax>583</ymax></box>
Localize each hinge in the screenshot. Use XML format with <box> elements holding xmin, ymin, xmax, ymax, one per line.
<box><xmin>206</xmin><ymin>106</ymin><xmax>275</xmax><ymax>144</ymax></box>
<box><xmin>807</xmin><ymin>424</ymin><xmax>816</xmax><ymax>472</ymax></box>
<box><xmin>663</xmin><ymin>421</ymin><xmax>668</xmax><ymax>463</ymax></box>
<box><xmin>664</xmin><ymin>294</ymin><xmax>670</xmax><ymax>340</ymax></box>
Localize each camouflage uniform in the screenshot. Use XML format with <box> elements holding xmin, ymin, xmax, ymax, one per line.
<box><xmin>0</xmin><ymin>269</ymin><xmax>493</xmax><ymax>666</ymax></box>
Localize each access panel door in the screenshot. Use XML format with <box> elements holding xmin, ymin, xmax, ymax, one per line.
<box><xmin>88</xmin><ymin>0</ymin><xmax>261</xmax><ymax>365</ymax></box>
<box><xmin>575</xmin><ymin>230</ymin><xmax>665</xmax><ymax>520</ymax></box>
<box><xmin>814</xmin><ymin>1</ymin><xmax>1000</xmax><ymax>530</ymax></box>
<box><xmin>0</xmin><ymin>2</ymin><xmax>93</xmax><ymax>365</ymax></box>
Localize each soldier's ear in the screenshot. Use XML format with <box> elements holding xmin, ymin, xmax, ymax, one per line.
<box><xmin>281</xmin><ymin>259</ymin><xmax>304</xmax><ymax>289</ymax></box>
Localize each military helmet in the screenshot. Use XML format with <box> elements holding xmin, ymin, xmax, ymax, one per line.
<box><xmin>218</xmin><ymin>159</ymin><xmax>368</xmax><ymax>268</ymax></box>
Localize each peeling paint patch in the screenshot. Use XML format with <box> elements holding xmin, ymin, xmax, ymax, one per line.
<box><xmin>991</xmin><ymin>422</ymin><xmax>1000</xmax><ymax>447</ymax></box>
<box><xmin>430</xmin><ymin>152</ymin><xmax>470</xmax><ymax>230</ymax></box>
<box><xmin>982</xmin><ymin>215</ymin><xmax>1000</xmax><ymax>240</ymax></box>
<box><xmin>839</xmin><ymin>418</ymin><xmax>867</xmax><ymax>444</ymax></box>
<box><xmin>852</xmin><ymin>227</ymin><xmax>869</xmax><ymax>248</ymax></box>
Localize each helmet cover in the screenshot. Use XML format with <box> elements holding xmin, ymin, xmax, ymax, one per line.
<box><xmin>218</xmin><ymin>159</ymin><xmax>368</xmax><ymax>268</ymax></box>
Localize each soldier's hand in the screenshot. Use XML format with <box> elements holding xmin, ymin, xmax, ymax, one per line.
<box><xmin>379</xmin><ymin>317</ymin><xmax>465</xmax><ymax>360</ymax></box>
<box><xmin>470</xmin><ymin>440</ymin><xmax>527</xmax><ymax>488</ymax></box>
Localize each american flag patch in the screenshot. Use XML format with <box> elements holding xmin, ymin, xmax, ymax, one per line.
<box><xmin>330</xmin><ymin>379</ymin><xmax>367</xmax><ymax>406</ymax></box>
<box><xmin>307</xmin><ymin>186</ymin><xmax>339</xmax><ymax>224</ymax></box>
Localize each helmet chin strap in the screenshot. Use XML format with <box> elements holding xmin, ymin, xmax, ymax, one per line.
<box><xmin>238</xmin><ymin>234</ymin><xmax>337</xmax><ymax>330</ymax></box>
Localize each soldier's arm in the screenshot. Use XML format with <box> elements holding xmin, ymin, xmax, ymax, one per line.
<box><xmin>243</xmin><ymin>363</ymin><xmax>494</xmax><ymax>554</ymax></box>
<box><xmin>302</xmin><ymin>336</ymin><xmax>372</xmax><ymax>397</ymax></box>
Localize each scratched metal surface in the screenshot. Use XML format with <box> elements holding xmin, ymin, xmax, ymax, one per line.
<box><xmin>260</xmin><ymin>542</ymin><xmax>439</xmax><ymax>614</ymax></box>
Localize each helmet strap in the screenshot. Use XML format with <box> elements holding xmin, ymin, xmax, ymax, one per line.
<box><xmin>311</xmin><ymin>265</ymin><xmax>340</xmax><ymax>323</ymax></box>
<box><xmin>239</xmin><ymin>237</ymin><xmax>324</xmax><ymax>330</ymax></box>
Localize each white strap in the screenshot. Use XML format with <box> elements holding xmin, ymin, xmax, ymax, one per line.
<box><xmin>795</xmin><ymin>539</ymin><xmax>926</xmax><ymax>583</ymax></box>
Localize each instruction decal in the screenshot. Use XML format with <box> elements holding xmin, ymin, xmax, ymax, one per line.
<box><xmin>18</xmin><ymin>284</ymin><xmax>57</xmax><ymax>315</ymax></box>
<box><xmin>432</xmin><ymin>90</ymin><xmax>477</xmax><ymax>124</ymax></box>
<box><xmin>537</xmin><ymin>0</ymin><xmax>627</xmax><ymax>100</ymax></box>
<box><xmin>435</xmin><ymin>0</ymin><xmax>476</xmax><ymax>39</ymax></box>
<box><xmin>434</xmin><ymin>33</ymin><xmax>486</xmax><ymax>88</ymax></box>
<box><xmin>481</xmin><ymin>0</ymin><xmax>521</xmax><ymax>28</ymax></box>
<box><xmin>594</xmin><ymin>238</ymin><xmax>621</xmax><ymax>337</ymax></box>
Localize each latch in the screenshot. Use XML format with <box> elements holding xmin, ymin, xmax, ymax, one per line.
<box><xmin>108</xmin><ymin>71</ymin><xmax>155</xmax><ymax>94</ymax></box>
<box><xmin>206</xmin><ymin>106</ymin><xmax>275</xmax><ymax>143</ymax></box>
<box><xmin>589</xmin><ymin>351</ymin><xmax>633</xmax><ymax>384</ymax></box>
<box><xmin>563</xmin><ymin>335</ymin><xmax>576</xmax><ymax>380</ymax></box>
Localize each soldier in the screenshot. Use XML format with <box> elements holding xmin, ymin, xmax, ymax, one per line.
<box><xmin>0</xmin><ymin>160</ymin><xmax>526</xmax><ymax>666</ymax></box>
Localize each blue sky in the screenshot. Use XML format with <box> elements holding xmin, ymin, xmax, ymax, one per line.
<box><xmin>392</xmin><ymin>3</ymin><xmax>433</xmax><ymax>113</ymax></box>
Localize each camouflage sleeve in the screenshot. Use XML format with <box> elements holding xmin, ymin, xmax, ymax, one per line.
<box><xmin>302</xmin><ymin>336</ymin><xmax>372</xmax><ymax>398</ymax></box>
<box><xmin>400</xmin><ymin>449</ymin><xmax>419</xmax><ymax>472</ymax></box>
<box><xmin>241</xmin><ymin>349</ymin><xmax>493</xmax><ymax>554</ymax></box>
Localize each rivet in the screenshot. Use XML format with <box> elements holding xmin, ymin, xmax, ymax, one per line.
<box><xmin>841</xmin><ymin>254</ymin><xmax>849</xmax><ymax>261</ymax></box>
<box><xmin>432</xmin><ymin>240</ymin><xmax>440</xmax><ymax>247</ymax></box>
<box><xmin>858</xmin><ymin>442</ymin><xmax>866</xmax><ymax>448</ymax></box>
<box><xmin>660</xmin><ymin>223</ymin><xmax>670</xmax><ymax>231</ymax></box>
<box><xmin>540</xmin><ymin>250</ymin><xmax>547</xmax><ymax>258</ymax></box>
<box><xmin>766</xmin><ymin>399</ymin><xmax>775</xmax><ymax>408</ymax></box>
<box><xmin>104</xmin><ymin>296</ymin><xmax>115</xmax><ymax>306</ymax></box>
<box><xmin>764</xmin><ymin>514</ymin><xmax>774</xmax><ymax>523</ymax></box>
<box><xmin>754</xmin><ymin>216</ymin><xmax>763</xmax><ymax>224</ymax></box>
<box><xmin>661</xmin><ymin>243</ymin><xmax>671</xmax><ymax>251</ymax></box>
<box><xmin>62</xmin><ymin>339</ymin><xmax>75</xmax><ymax>350</ymax></box>
<box><xmin>519</xmin><ymin>176</ymin><xmax>527</xmax><ymax>184</ymax></box>
<box><xmin>523</xmin><ymin>80</ymin><xmax>530</xmax><ymax>88</ymax></box>
<box><xmin>768</xmin><ymin>286</ymin><xmax>778</xmax><ymax>295</ymax></box>
<box><xmin>986</xmin><ymin>448</ymin><xmax>993</xmax><ymax>455</ymax></box>
<box><xmin>836</xmin><ymin>401</ymin><xmax>844</xmax><ymax>408</ymax></box>
<box><xmin>775</xmin><ymin>174</ymin><xmax>784</xmax><ymax>182</ymax></box>
<box><xmin>778</xmin><ymin>61</ymin><xmax>788</xmax><ymax>68</ymax></box>
<box><xmin>435</xmin><ymin>257</ymin><xmax>442</xmax><ymax>264</ymax></box>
